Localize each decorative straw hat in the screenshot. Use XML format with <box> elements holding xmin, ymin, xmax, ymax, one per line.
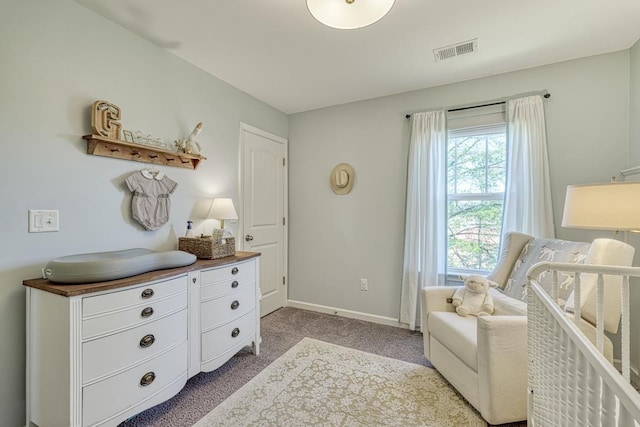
<box><xmin>330</xmin><ymin>163</ymin><xmax>355</xmax><ymax>195</ymax></box>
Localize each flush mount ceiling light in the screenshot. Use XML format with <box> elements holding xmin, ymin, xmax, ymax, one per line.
<box><xmin>307</xmin><ymin>0</ymin><xmax>396</xmax><ymax>30</ymax></box>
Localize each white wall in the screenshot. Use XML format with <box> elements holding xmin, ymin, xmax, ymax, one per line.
<box><xmin>288</xmin><ymin>51</ymin><xmax>631</xmax><ymax>319</ymax></box>
<box><xmin>0</xmin><ymin>1</ymin><xmax>287</xmax><ymax>425</ymax></box>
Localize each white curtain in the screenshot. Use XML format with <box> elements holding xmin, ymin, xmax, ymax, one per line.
<box><xmin>400</xmin><ymin>110</ymin><xmax>447</xmax><ymax>330</ymax></box>
<box><xmin>503</xmin><ymin>95</ymin><xmax>555</xmax><ymax>238</ymax></box>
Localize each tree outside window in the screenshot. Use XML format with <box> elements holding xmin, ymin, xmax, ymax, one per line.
<box><xmin>447</xmin><ymin>127</ymin><xmax>506</xmax><ymax>274</ymax></box>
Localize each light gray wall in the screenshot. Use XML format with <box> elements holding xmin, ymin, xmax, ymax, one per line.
<box><xmin>288</xmin><ymin>51</ymin><xmax>631</xmax><ymax>319</ymax></box>
<box><xmin>628</xmin><ymin>38</ymin><xmax>640</xmax><ymax>383</ymax></box>
<box><xmin>0</xmin><ymin>1</ymin><xmax>287</xmax><ymax>425</ymax></box>
<box><xmin>629</xmin><ymin>39</ymin><xmax>640</xmax><ymax>164</ymax></box>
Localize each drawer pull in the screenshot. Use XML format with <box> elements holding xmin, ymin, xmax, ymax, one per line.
<box><xmin>140</xmin><ymin>372</ymin><xmax>156</xmax><ymax>387</ymax></box>
<box><xmin>231</xmin><ymin>280</ymin><xmax>239</xmax><ymax>289</ymax></box>
<box><xmin>141</xmin><ymin>288</ymin><xmax>154</xmax><ymax>299</ymax></box>
<box><xmin>141</xmin><ymin>307</ymin><xmax>154</xmax><ymax>318</ymax></box>
<box><xmin>230</xmin><ymin>300</ymin><xmax>240</xmax><ymax>310</ymax></box>
<box><xmin>231</xmin><ymin>328</ymin><xmax>240</xmax><ymax>338</ymax></box>
<box><xmin>232</xmin><ymin>267</ymin><xmax>239</xmax><ymax>275</ymax></box>
<box><xmin>139</xmin><ymin>334</ymin><xmax>155</xmax><ymax>348</ymax></box>
<box><xmin>192</xmin><ymin>277</ymin><xmax>197</xmax><ymax>284</ymax></box>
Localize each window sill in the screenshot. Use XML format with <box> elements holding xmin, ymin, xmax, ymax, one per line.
<box><xmin>445</xmin><ymin>269</ymin><xmax>491</xmax><ymax>286</ymax></box>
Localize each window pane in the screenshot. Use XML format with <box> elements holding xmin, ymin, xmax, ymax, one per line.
<box><xmin>486</xmin><ymin>134</ymin><xmax>506</xmax><ymax>193</ymax></box>
<box><xmin>447</xmin><ymin>124</ymin><xmax>506</xmax><ymax>274</ymax></box>
<box><xmin>448</xmin><ymin>136</ymin><xmax>486</xmax><ymax>194</ymax></box>
<box><xmin>447</xmin><ymin>199</ymin><xmax>503</xmax><ymax>272</ymax></box>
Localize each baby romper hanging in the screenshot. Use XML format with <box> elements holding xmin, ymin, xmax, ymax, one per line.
<box><xmin>125</xmin><ymin>169</ymin><xmax>178</xmax><ymax>231</ymax></box>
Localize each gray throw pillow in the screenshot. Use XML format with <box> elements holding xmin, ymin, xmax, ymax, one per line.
<box><xmin>503</xmin><ymin>238</ymin><xmax>590</xmax><ymax>306</ymax></box>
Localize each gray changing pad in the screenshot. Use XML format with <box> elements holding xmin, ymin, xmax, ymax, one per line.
<box><xmin>43</xmin><ymin>248</ymin><xmax>197</xmax><ymax>284</ymax></box>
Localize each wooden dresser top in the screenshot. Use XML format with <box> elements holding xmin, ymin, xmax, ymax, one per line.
<box><xmin>23</xmin><ymin>251</ymin><xmax>260</xmax><ymax>297</ymax></box>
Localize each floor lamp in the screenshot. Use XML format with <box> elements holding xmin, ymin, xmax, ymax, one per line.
<box><xmin>561</xmin><ymin>181</ymin><xmax>640</xmax><ymax>240</ymax></box>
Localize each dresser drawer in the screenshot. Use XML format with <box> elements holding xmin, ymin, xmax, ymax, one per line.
<box><xmin>200</xmin><ymin>259</ymin><xmax>255</xmax><ymax>287</ymax></box>
<box><xmin>200</xmin><ymin>273</ymin><xmax>254</xmax><ymax>301</ymax></box>
<box><xmin>83</xmin><ymin>309</ymin><xmax>187</xmax><ymax>384</ymax></box>
<box><xmin>201</xmin><ymin>285</ymin><xmax>255</xmax><ymax>332</ymax></box>
<box><xmin>83</xmin><ymin>275</ymin><xmax>187</xmax><ymax>317</ymax></box>
<box><xmin>83</xmin><ymin>341</ymin><xmax>188</xmax><ymax>427</ymax></box>
<box><xmin>201</xmin><ymin>310</ymin><xmax>256</xmax><ymax>363</ymax></box>
<box><xmin>83</xmin><ymin>290</ymin><xmax>187</xmax><ymax>340</ymax></box>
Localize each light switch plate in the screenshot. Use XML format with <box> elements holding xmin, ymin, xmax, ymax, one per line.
<box><xmin>28</xmin><ymin>210</ymin><xmax>59</xmax><ymax>233</ymax></box>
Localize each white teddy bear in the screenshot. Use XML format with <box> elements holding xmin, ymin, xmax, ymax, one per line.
<box><xmin>452</xmin><ymin>274</ymin><xmax>498</xmax><ymax>317</ymax></box>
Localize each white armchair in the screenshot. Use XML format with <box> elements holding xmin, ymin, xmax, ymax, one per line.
<box><xmin>421</xmin><ymin>232</ymin><xmax>634</xmax><ymax>425</ymax></box>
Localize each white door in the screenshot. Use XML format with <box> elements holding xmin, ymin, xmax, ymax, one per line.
<box><xmin>240</xmin><ymin>123</ymin><xmax>287</xmax><ymax>317</ymax></box>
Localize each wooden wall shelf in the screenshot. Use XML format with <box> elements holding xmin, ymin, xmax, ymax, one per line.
<box><xmin>83</xmin><ymin>135</ymin><xmax>206</xmax><ymax>170</ymax></box>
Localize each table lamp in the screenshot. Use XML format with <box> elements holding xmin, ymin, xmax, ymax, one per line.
<box><xmin>208</xmin><ymin>198</ymin><xmax>238</xmax><ymax>231</ymax></box>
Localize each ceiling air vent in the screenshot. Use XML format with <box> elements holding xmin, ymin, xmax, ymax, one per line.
<box><xmin>433</xmin><ymin>39</ymin><xmax>478</xmax><ymax>62</ymax></box>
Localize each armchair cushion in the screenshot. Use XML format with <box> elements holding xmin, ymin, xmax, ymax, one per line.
<box><xmin>428</xmin><ymin>312</ymin><xmax>478</xmax><ymax>370</ymax></box>
<box><xmin>503</xmin><ymin>238</ymin><xmax>590</xmax><ymax>304</ymax></box>
<box><xmin>487</xmin><ymin>232</ymin><xmax>533</xmax><ymax>287</ymax></box>
<box><xmin>491</xmin><ymin>289</ymin><xmax>527</xmax><ymax>316</ymax></box>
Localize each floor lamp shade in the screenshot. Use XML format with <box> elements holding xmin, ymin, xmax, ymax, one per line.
<box><xmin>562</xmin><ymin>182</ymin><xmax>640</xmax><ymax>231</ymax></box>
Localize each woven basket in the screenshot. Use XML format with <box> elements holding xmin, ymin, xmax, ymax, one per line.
<box><xmin>178</xmin><ymin>236</ymin><xmax>236</xmax><ymax>259</ymax></box>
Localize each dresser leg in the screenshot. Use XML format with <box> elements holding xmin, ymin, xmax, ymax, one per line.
<box><xmin>252</xmin><ymin>336</ymin><xmax>261</xmax><ymax>356</ymax></box>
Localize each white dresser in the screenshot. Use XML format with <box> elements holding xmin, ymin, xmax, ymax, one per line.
<box><xmin>24</xmin><ymin>253</ymin><xmax>260</xmax><ymax>427</ymax></box>
<box><xmin>199</xmin><ymin>259</ymin><xmax>258</xmax><ymax>373</ymax></box>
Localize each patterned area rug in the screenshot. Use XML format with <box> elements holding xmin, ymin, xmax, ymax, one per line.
<box><xmin>194</xmin><ymin>337</ymin><xmax>486</xmax><ymax>427</ymax></box>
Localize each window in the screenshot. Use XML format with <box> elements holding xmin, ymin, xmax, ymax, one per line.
<box><xmin>446</xmin><ymin>106</ymin><xmax>507</xmax><ymax>275</ymax></box>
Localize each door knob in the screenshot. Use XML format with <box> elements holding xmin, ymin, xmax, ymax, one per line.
<box><xmin>245</xmin><ymin>234</ymin><xmax>254</xmax><ymax>241</ymax></box>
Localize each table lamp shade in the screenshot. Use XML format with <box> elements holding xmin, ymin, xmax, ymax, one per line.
<box><xmin>208</xmin><ymin>198</ymin><xmax>238</xmax><ymax>229</ymax></box>
<box><xmin>562</xmin><ymin>182</ymin><xmax>640</xmax><ymax>231</ymax></box>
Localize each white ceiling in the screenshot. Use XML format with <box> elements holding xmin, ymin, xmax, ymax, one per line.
<box><xmin>74</xmin><ymin>0</ymin><xmax>640</xmax><ymax>114</ymax></box>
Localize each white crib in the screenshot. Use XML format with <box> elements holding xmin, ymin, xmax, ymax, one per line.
<box><xmin>527</xmin><ymin>262</ymin><xmax>640</xmax><ymax>426</ymax></box>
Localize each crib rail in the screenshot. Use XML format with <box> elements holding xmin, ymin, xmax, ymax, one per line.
<box><xmin>527</xmin><ymin>262</ymin><xmax>640</xmax><ymax>427</ymax></box>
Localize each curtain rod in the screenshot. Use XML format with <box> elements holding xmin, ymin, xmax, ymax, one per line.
<box><xmin>404</xmin><ymin>90</ymin><xmax>551</xmax><ymax>120</ymax></box>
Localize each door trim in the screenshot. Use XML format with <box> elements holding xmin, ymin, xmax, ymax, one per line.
<box><xmin>239</xmin><ymin>122</ymin><xmax>288</xmax><ymax>309</ymax></box>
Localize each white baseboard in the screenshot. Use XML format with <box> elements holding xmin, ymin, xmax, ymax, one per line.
<box><xmin>286</xmin><ymin>300</ymin><xmax>408</xmax><ymax>329</ymax></box>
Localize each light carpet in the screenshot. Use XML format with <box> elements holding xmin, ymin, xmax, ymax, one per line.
<box><xmin>194</xmin><ymin>337</ymin><xmax>486</xmax><ymax>427</ymax></box>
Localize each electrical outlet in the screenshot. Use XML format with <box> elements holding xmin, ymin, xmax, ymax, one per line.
<box><xmin>360</xmin><ymin>278</ymin><xmax>368</xmax><ymax>291</ymax></box>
